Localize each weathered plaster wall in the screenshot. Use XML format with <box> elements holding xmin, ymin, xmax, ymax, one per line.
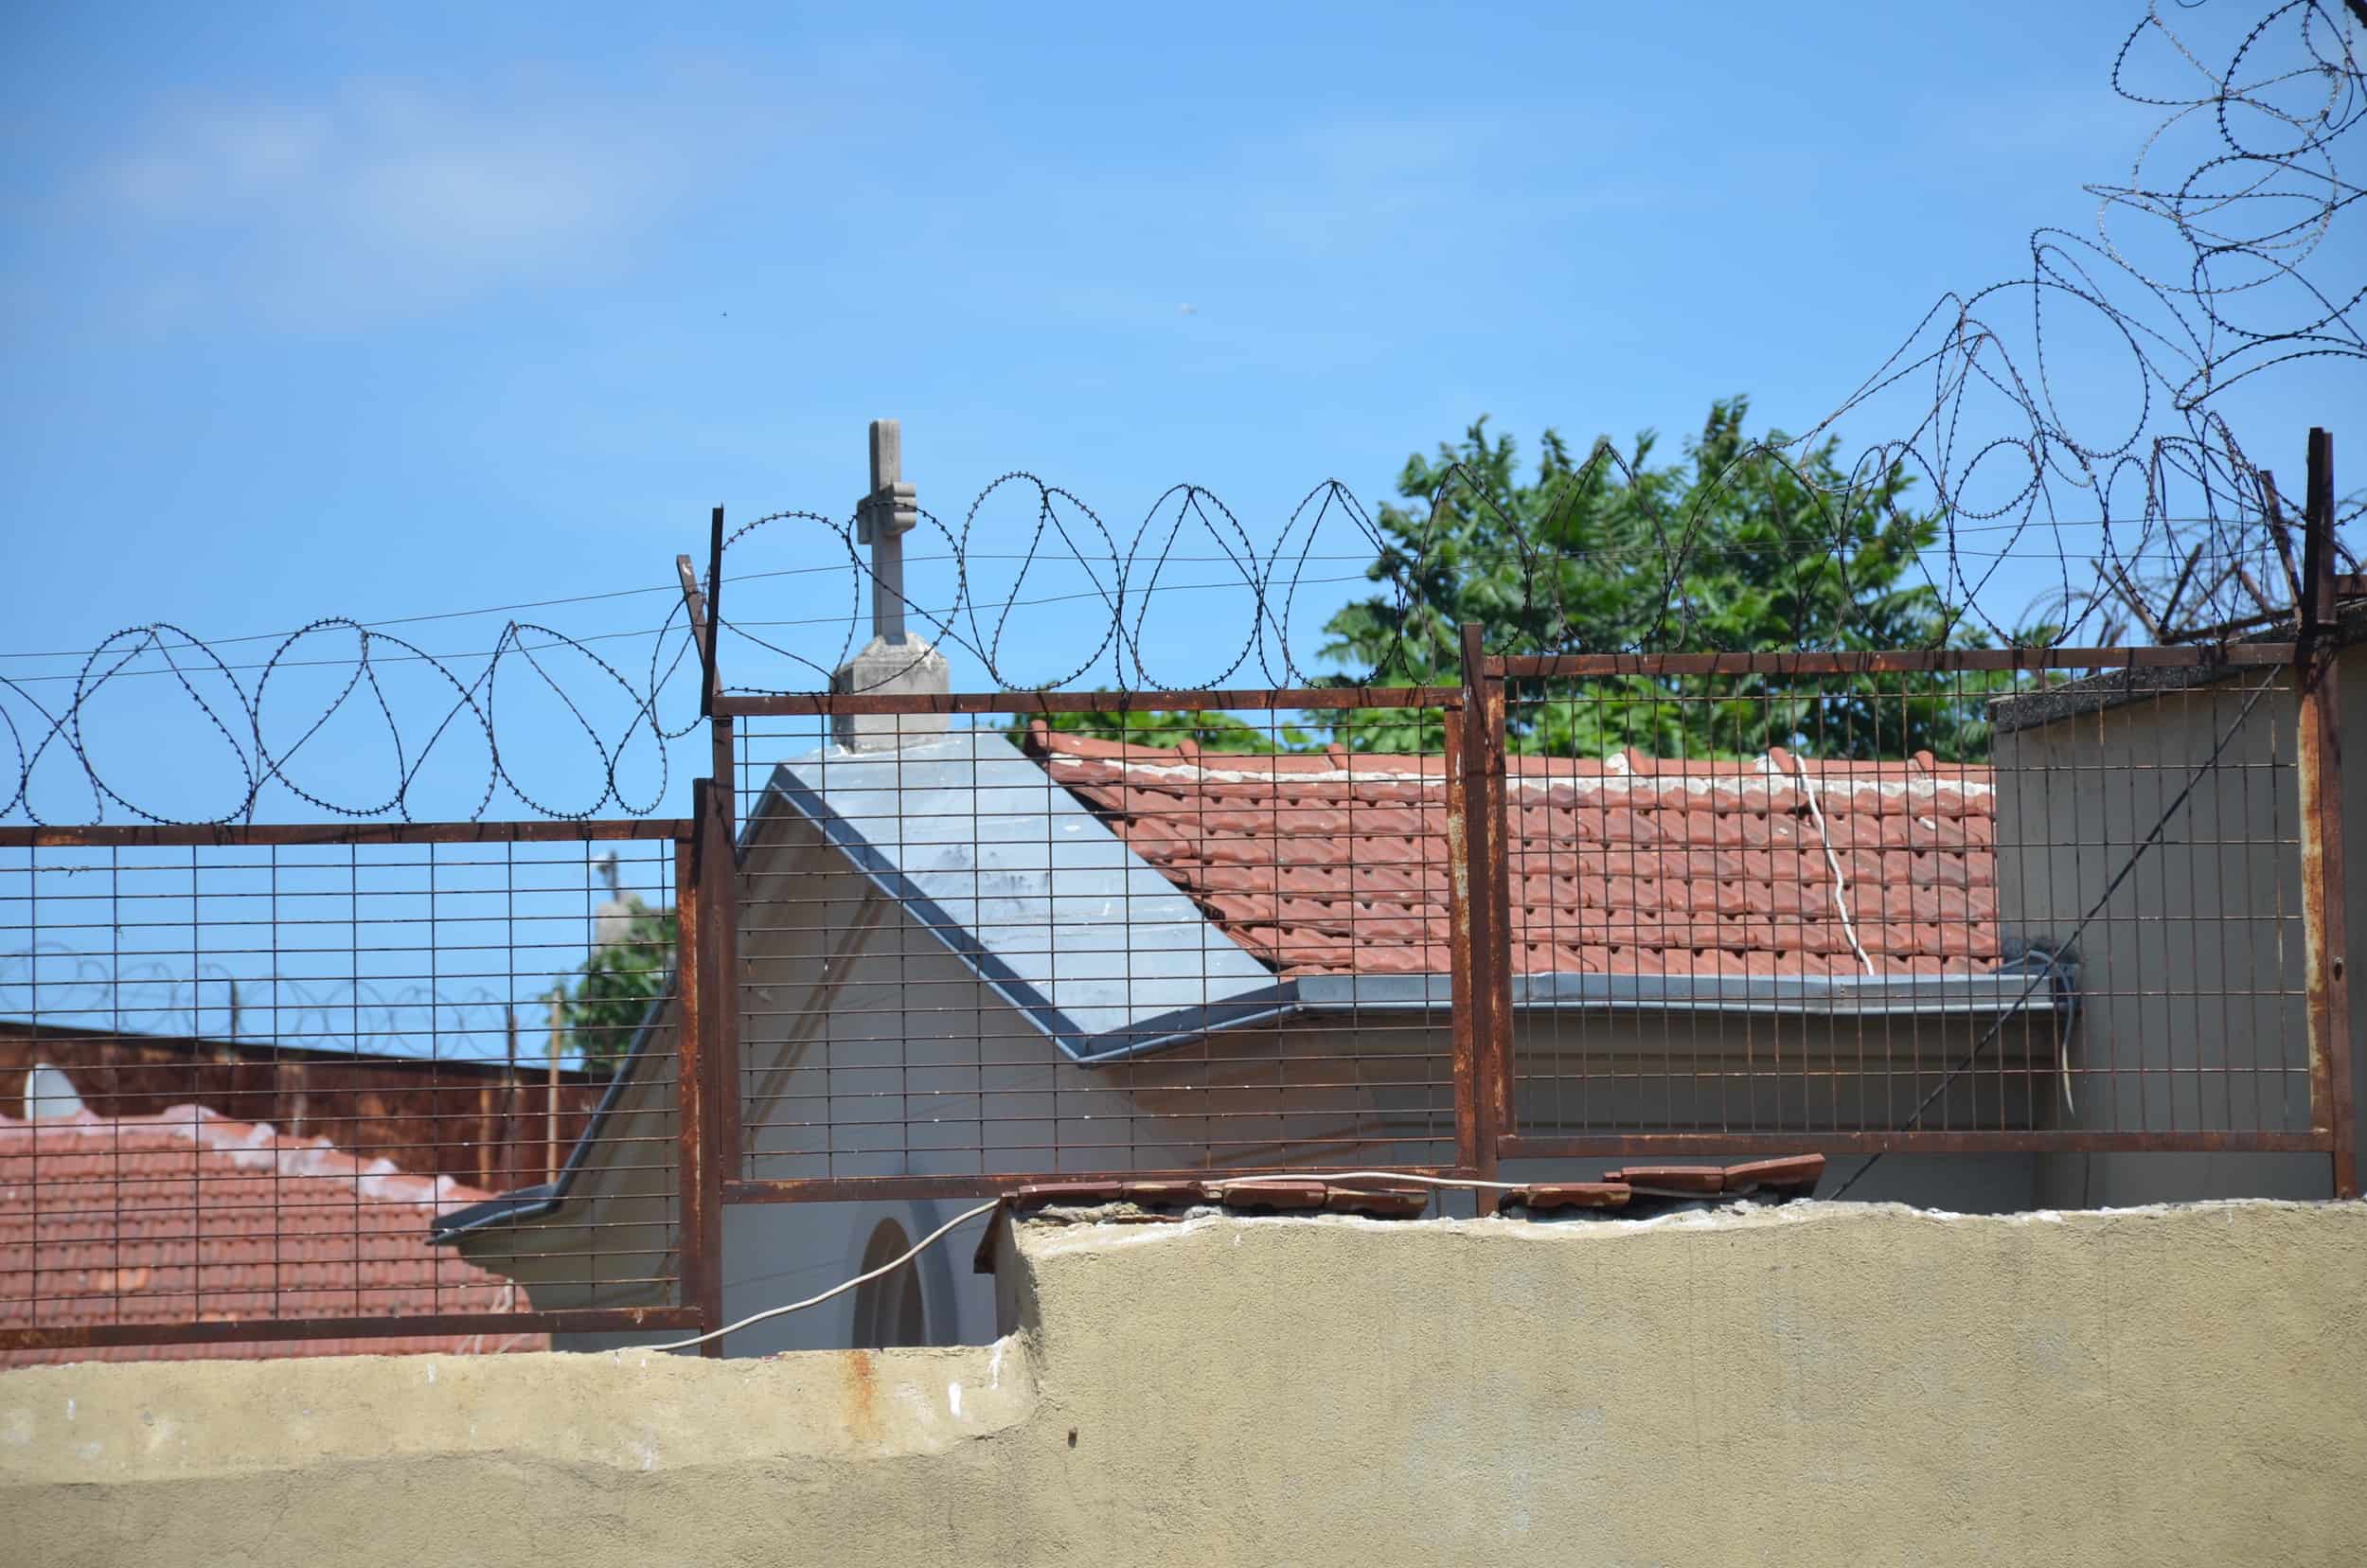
<box><xmin>9</xmin><ymin>1200</ymin><xmax>2365</xmax><ymax>1566</ymax></box>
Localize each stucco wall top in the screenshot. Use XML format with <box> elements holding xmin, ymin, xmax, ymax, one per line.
<box><xmin>8</xmin><ymin>1199</ymin><xmax>2365</xmax><ymax>1567</ymax></box>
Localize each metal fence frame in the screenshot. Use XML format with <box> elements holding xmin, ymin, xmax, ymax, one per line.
<box><xmin>1480</xmin><ymin>643</ymin><xmax>2337</xmax><ymax>1165</ymax></box>
<box><xmin>707</xmin><ymin>684</ymin><xmax>1473</xmax><ymax>1202</ymax></box>
<box><xmin>1</xmin><ymin>437</ymin><xmax>2350</xmax><ymax>1359</ymax></box>
<box><xmin>698</xmin><ymin>628</ymin><xmax>2354</xmax><ymax>1200</ymax></box>
<box><xmin>695</xmin><ymin>432</ymin><xmax>2356</xmax><ymax>1204</ymax></box>
<box><xmin>0</xmin><ymin>817</ymin><xmax>717</xmax><ymax>1358</ymax></box>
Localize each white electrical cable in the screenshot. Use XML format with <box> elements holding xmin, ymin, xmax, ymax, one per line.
<box><xmin>638</xmin><ymin>1172</ymin><xmax>1540</xmax><ymax>1354</ymax></box>
<box><xmin>1792</xmin><ymin>753</ymin><xmax>1878</xmax><ymax>978</ymax></box>
<box><xmin>643</xmin><ymin>1200</ymin><xmax>1002</xmax><ymax>1354</ymax></box>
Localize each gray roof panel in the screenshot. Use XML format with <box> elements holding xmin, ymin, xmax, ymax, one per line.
<box><xmin>767</xmin><ymin>730</ymin><xmax>1290</xmax><ymax>1061</ymax></box>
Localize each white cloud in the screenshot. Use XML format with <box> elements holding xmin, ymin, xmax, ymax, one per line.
<box><xmin>86</xmin><ymin>74</ymin><xmax>753</xmax><ymax>325</ymax></box>
<box><xmin>1240</xmin><ymin>111</ymin><xmax>1655</xmax><ymax>262</ymax></box>
<box><xmin>114</xmin><ymin>107</ymin><xmax>332</xmax><ymax>219</ymax></box>
<box><xmin>1251</xmin><ymin>114</ymin><xmax>1505</xmax><ymax>256</ymax></box>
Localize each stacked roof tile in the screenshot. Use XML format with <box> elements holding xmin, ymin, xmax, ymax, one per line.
<box><xmin>1027</xmin><ymin>726</ymin><xmax>1998</xmax><ymax>980</ymax></box>
<box><xmin>1</xmin><ymin>1105</ymin><xmax>545</xmax><ymax>1365</ymax></box>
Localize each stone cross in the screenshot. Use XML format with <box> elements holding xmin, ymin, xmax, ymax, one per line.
<box><xmin>855</xmin><ymin>419</ymin><xmax>919</xmax><ymax>644</ymax></box>
<box><xmin>831</xmin><ymin>418</ymin><xmax>949</xmax><ymax>752</ymax></box>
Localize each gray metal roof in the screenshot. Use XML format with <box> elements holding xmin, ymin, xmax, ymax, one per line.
<box><xmin>764</xmin><ymin>730</ymin><xmax>1291</xmax><ymax>1062</ymax></box>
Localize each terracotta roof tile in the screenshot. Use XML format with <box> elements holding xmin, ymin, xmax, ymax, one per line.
<box><xmin>2</xmin><ymin>1106</ymin><xmax>546</xmax><ymax>1366</ymax></box>
<box><xmin>1028</xmin><ymin>728</ymin><xmax>1999</xmax><ymax>978</ymax></box>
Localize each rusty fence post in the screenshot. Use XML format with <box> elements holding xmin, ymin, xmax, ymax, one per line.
<box><xmin>709</xmin><ymin>714</ymin><xmax>743</xmax><ymax>1184</ymax></box>
<box><xmin>1479</xmin><ymin>640</ymin><xmax>1515</xmax><ymax>1180</ymax></box>
<box><xmin>1451</xmin><ymin>623</ymin><xmax>1513</xmax><ymax>1185</ymax></box>
<box><xmin>678</xmin><ymin>527</ymin><xmax>745</xmax><ymax>1186</ymax></box>
<box><xmin>704</xmin><ymin>508</ymin><xmax>742</xmax><ymax>1186</ymax></box>
<box><xmin>679</xmin><ymin>779</ymin><xmax>730</xmax><ymax>1352</ymax></box>
<box><xmin>2297</xmin><ymin>428</ymin><xmax>2358</xmax><ymax>1199</ymax></box>
<box><xmin>1445</xmin><ymin>674</ymin><xmax>1480</xmax><ymax>1178</ymax></box>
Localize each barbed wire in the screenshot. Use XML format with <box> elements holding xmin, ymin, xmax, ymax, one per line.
<box><xmin>2</xmin><ymin>945</ymin><xmax>569</xmax><ymax>1066</ymax></box>
<box><xmin>742</xmin><ymin>1</ymin><xmax>2364</xmax><ymax>695</ymax></box>
<box><xmin>1</xmin><ymin>0</ymin><xmax>2359</xmax><ymax>824</ymax></box>
<box><xmin>0</xmin><ymin>611</ymin><xmax>711</xmax><ymax>826</ymax></box>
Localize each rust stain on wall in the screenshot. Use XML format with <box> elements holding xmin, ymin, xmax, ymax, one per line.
<box><xmin>843</xmin><ymin>1349</ymin><xmax>881</xmax><ymax>1444</ymax></box>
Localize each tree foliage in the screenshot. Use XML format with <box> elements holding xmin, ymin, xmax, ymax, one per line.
<box><xmin>555</xmin><ymin>904</ymin><xmax>675</xmax><ymax>1075</ymax></box>
<box><xmin>1319</xmin><ymin>399</ymin><xmax>2025</xmax><ymax>759</ymax></box>
<box><xmin>1026</xmin><ymin>399</ymin><xmax>2031</xmax><ymax>761</ymax></box>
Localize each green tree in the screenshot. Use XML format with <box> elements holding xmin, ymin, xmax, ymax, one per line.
<box><xmin>1319</xmin><ymin>399</ymin><xmax>2027</xmax><ymax>759</ymax></box>
<box><xmin>554</xmin><ymin>904</ymin><xmax>675</xmax><ymax>1075</ymax></box>
<box><xmin>1025</xmin><ymin>398</ymin><xmax>2029</xmax><ymax>762</ymax></box>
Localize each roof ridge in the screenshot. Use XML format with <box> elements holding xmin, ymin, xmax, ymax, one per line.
<box><xmin>1042</xmin><ymin>755</ymin><xmax>1994</xmax><ymax>796</ymax></box>
<box><xmin>1028</xmin><ymin>727</ymin><xmax>1993</xmax><ymax>781</ymax></box>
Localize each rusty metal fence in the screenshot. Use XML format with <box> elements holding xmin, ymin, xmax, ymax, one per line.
<box><xmin>1</xmin><ymin>437</ymin><xmax>2353</xmax><ymax>1363</ymax></box>
<box><xmin>698</xmin><ymin>429</ymin><xmax>2355</xmax><ymax>1206</ymax></box>
<box><xmin>715</xmin><ymin>689</ymin><xmax>1470</xmax><ymax>1202</ymax></box>
<box><xmin>1</xmin><ymin>820</ymin><xmax>708</xmax><ymax>1363</ymax></box>
<box><xmin>698</xmin><ymin>634</ymin><xmax>2352</xmax><ymax>1203</ymax></box>
<box><xmin>1485</xmin><ymin>648</ymin><xmax>2325</xmax><ymax>1163</ymax></box>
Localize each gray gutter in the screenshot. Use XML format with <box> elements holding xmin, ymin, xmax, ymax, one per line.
<box><xmin>430</xmin><ymin>1180</ymin><xmax>561</xmax><ymax>1239</ymax></box>
<box><xmin>1295</xmin><ymin>962</ymin><xmax>2071</xmax><ymax>1018</ymax></box>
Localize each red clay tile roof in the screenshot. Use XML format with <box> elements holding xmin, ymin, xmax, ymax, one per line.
<box><xmin>1</xmin><ymin>1106</ymin><xmax>545</xmax><ymax>1366</ymax></box>
<box><xmin>1028</xmin><ymin>726</ymin><xmax>1997</xmax><ymax>980</ymax></box>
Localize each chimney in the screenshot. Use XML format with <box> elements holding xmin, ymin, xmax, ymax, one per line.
<box><xmin>829</xmin><ymin>418</ymin><xmax>951</xmax><ymax>752</ymax></box>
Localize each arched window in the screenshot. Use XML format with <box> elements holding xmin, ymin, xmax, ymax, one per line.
<box><xmin>849</xmin><ymin>1219</ymin><xmax>927</xmax><ymax>1349</ymax></box>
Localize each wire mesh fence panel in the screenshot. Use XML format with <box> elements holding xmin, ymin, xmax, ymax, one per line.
<box><xmin>1489</xmin><ymin>656</ymin><xmax>2319</xmax><ymax>1152</ymax></box>
<box><xmin>0</xmin><ymin>823</ymin><xmax>696</xmax><ymax>1363</ymax></box>
<box><xmin>1988</xmin><ymin>666</ymin><xmax>2312</xmax><ymax>1145</ymax></box>
<box><xmin>724</xmin><ymin>694</ymin><xmax>1468</xmax><ymax>1191</ymax></box>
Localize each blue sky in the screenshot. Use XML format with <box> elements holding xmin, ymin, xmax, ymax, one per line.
<box><xmin>3</xmin><ymin>0</ymin><xmax>2359</xmax><ymax>829</ymax></box>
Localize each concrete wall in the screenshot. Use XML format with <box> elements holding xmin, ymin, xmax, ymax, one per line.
<box><xmin>1993</xmin><ymin>651</ymin><xmax>2367</xmax><ymax>1204</ymax></box>
<box><xmin>9</xmin><ymin>1199</ymin><xmax>2364</xmax><ymax>1567</ymax></box>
